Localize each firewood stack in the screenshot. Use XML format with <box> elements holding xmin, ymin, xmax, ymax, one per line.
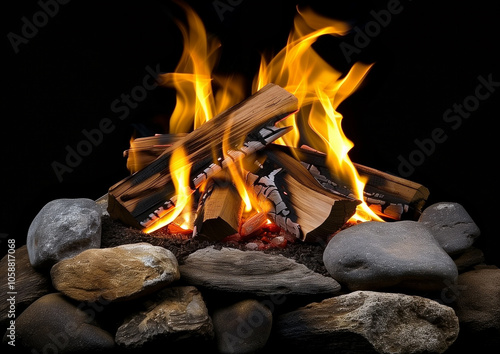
<box><xmin>107</xmin><ymin>84</ymin><xmax>429</xmax><ymax>243</ymax></box>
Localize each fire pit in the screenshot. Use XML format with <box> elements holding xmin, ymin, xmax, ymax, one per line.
<box><xmin>3</xmin><ymin>1</ymin><xmax>499</xmax><ymax>354</ymax></box>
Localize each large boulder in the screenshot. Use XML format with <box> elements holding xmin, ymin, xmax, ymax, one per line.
<box><xmin>180</xmin><ymin>246</ymin><xmax>340</xmax><ymax>296</ymax></box>
<box><xmin>419</xmin><ymin>202</ymin><xmax>480</xmax><ymax>255</ymax></box>
<box><xmin>276</xmin><ymin>291</ymin><xmax>459</xmax><ymax>354</ymax></box>
<box><xmin>323</xmin><ymin>221</ymin><xmax>458</xmax><ymax>291</ymax></box>
<box><xmin>51</xmin><ymin>242</ymin><xmax>180</xmax><ymax>302</ymax></box>
<box><xmin>27</xmin><ymin>198</ymin><xmax>102</xmax><ymax>269</ymax></box>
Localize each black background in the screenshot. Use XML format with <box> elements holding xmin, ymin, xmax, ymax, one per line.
<box><xmin>3</xmin><ymin>0</ymin><xmax>499</xmax><ymax>265</ymax></box>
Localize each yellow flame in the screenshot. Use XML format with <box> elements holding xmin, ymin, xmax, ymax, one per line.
<box><xmin>159</xmin><ymin>2</ymin><xmax>245</xmax><ymax>133</ymax></box>
<box><xmin>145</xmin><ymin>4</ymin><xmax>384</xmax><ymax>232</ymax></box>
<box><xmin>253</xmin><ymin>7</ymin><xmax>382</xmax><ymax>222</ymax></box>
<box><xmin>222</xmin><ymin>128</ymin><xmax>255</xmax><ymax>213</ymax></box>
<box><xmin>143</xmin><ymin>146</ymin><xmax>193</xmax><ymax>233</ymax></box>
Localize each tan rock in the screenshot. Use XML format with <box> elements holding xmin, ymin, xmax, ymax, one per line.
<box><xmin>51</xmin><ymin>242</ymin><xmax>180</xmax><ymax>302</ymax></box>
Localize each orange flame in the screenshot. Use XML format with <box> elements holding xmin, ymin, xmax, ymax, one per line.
<box><xmin>254</xmin><ymin>7</ymin><xmax>382</xmax><ymax>222</ymax></box>
<box><xmin>148</xmin><ymin>3</ymin><xmax>382</xmax><ymax>233</ymax></box>
<box><xmin>143</xmin><ymin>146</ymin><xmax>193</xmax><ymax>233</ymax></box>
<box><xmin>159</xmin><ymin>2</ymin><xmax>245</xmax><ymax>133</ymax></box>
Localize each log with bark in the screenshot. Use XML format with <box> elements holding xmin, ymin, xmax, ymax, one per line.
<box><xmin>124</xmin><ymin>133</ymin><xmax>187</xmax><ymax>173</ymax></box>
<box><xmin>107</xmin><ymin>83</ymin><xmax>299</xmax><ymax>230</ymax></box>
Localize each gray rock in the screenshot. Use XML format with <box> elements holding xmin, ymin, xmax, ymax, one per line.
<box><xmin>323</xmin><ymin>221</ymin><xmax>458</xmax><ymax>291</ymax></box>
<box><xmin>213</xmin><ymin>299</ymin><xmax>273</xmax><ymax>354</ymax></box>
<box><xmin>180</xmin><ymin>246</ymin><xmax>341</xmax><ymax>296</ymax></box>
<box><xmin>0</xmin><ymin>245</ymin><xmax>51</xmax><ymax>330</ymax></box>
<box><xmin>115</xmin><ymin>286</ymin><xmax>213</xmax><ymax>348</ymax></box>
<box><xmin>51</xmin><ymin>242</ymin><xmax>180</xmax><ymax>302</ymax></box>
<box><xmin>418</xmin><ymin>202</ymin><xmax>480</xmax><ymax>255</ymax></box>
<box><xmin>276</xmin><ymin>291</ymin><xmax>459</xmax><ymax>354</ymax></box>
<box><xmin>27</xmin><ymin>198</ymin><xmax>102</xmax><ymax>269</ymax></box>
<box><xmin>3</xmin><ymin>293</ymin><xmax>115</xmax><ymax>353</ymax></box>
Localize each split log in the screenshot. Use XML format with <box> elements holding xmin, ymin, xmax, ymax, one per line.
<box><xmin>246</xmin><ymin>146</ymin><xmax>360</xmax><ymax>243</ymax></box>
<box><xmin>124</xmin><ymin>134</ymin><xmax>187</xmax><ymax>173</ymax></box>
<box><xmin>107</xmin><ymin>84</ymin><xmax>298</xmax><ymax>230</ymax></box>
<box><xmin>272</xmin><ymin>144</ymin><xmax>429</xmax><ymax>220</ymax></box>
<box><xmin>193</xmin><ymin>175</ymin><xmax>242</xmax><ymax>241</ymax></box>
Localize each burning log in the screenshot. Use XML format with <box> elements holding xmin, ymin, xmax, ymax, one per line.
<box><xmin>124</xmin><ymin>133</ymin><xmax>187</xmax><ymax>173</ymax></box>
<box><xmin>107</xmin><ymin>83</ymin><xmax>298</xmax><ymax>230</ymax></box>
<box><xmin>193</xmin><ymin>174</ymin><xmax>242</xmax><ymax>241</ymax></box>
<box><xmin>272</xmin><ymin>145</ymin><xmax>430</xmax><ymax>220</ymax></box>
<box><xmin>246</xmin><ymin>147</ymin><xmax>360</xmax><ymax>243</ymax></box>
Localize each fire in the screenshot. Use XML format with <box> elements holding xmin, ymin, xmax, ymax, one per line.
<box><xmin>143</xmin><ymin>3</ymin><xmax>383</xmax><ymax>233</ymax></box>
<box><xmin>253</xmin><ymin>7</ymin><xmax>382</xmax><ymax>222</ymax></box>
<box><xmin>159</xmin><ymin>1</ymin><xmax>245</xmax><ymax>133</ymax></box>
<box><xmin>222</xmin><ymin>129</ymin><xmax>255</xmax><ymax>213</ymax></box>
<box><xmin>143</xmin><ymin>146</ymin><xmax>193</xmax><ymax>233</ymax></box>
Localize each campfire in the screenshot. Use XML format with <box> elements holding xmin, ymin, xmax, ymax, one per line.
<box><xmin>13</xmin><ymin>3</ymin><xmax>498</xmax><ymax>354</ymax></box>
<box><xmin>108</xmin><ymin>3</ymin><xmax>429</xmax><ymax>246</ymax></box>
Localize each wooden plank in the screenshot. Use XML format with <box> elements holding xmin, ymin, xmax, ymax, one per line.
<box><xmin>193</xmin><ymin>175</ymin><xmax>242</xmax><ymax>241</ymax></box>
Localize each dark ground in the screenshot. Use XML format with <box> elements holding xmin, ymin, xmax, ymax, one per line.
<box><xmin>101</xmin><ymin>215</ymin><xmax>330</xmax><ymax>276</ymax></box>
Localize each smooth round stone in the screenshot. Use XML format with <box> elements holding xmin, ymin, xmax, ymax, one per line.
<box><xmin>4</xmin><ymin>293</ymin><xmax>115</xmax><ymax>353</ymax></box>
<box><xmin>323</xmin><ymin>221</ymin><xmax>458</xmax><ymax>291</ymax></box>
<box><xmin>213</xmin><ymin>299</ymin><xmax>273</xmax><ymax>354</ymax></box>
<box><xmin>419</xmin><ymin>202</ymin><xmax>480</xmax><ymax>255</ymax></box>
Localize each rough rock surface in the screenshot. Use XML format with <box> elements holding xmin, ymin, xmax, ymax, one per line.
<box><xmin>212</xmin><ymin>299</ymin><xmax>273</xmax><ymax>354</ymax></box>
<box><xmin>51</xmin><ymin>242</ymin><xmax>180</xmax><ymax>302</ymax></box>
<box><xmin>27</xmin><ymin>198</ymin><xmax>102</xmax><ymax>268</ymax></box>
<box><xmin>115</xmin><ymin>286</ymin><xmax>213</xmax><ymax>348</ymax></box>
<box><xmin>276</xmin><ymin>291</ymin><xmax>459</xmax><ymax>354</ymax></box>
<box><xmin>0</xmin><ymin>245</ymin><xmax>51</xmax><ymax>330</ymax></box>
<box><xmin>4</xmin><ymin>293</ymin><xmax>115</xmax><ymax>353</ymax></box>
<box><xmin>323</xmin><ymin>221</ymin><xmax>458</xmax><ymax>291</ymax></box>
<box><xmin>419</xmin><ymin>202</ymin><xmax>480</xmax><ymax>255</ymax></box>
<box><xmin>180</xmin><ymin>246</ymin><xmax>340</xmax><ymax>295</ymax></box>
